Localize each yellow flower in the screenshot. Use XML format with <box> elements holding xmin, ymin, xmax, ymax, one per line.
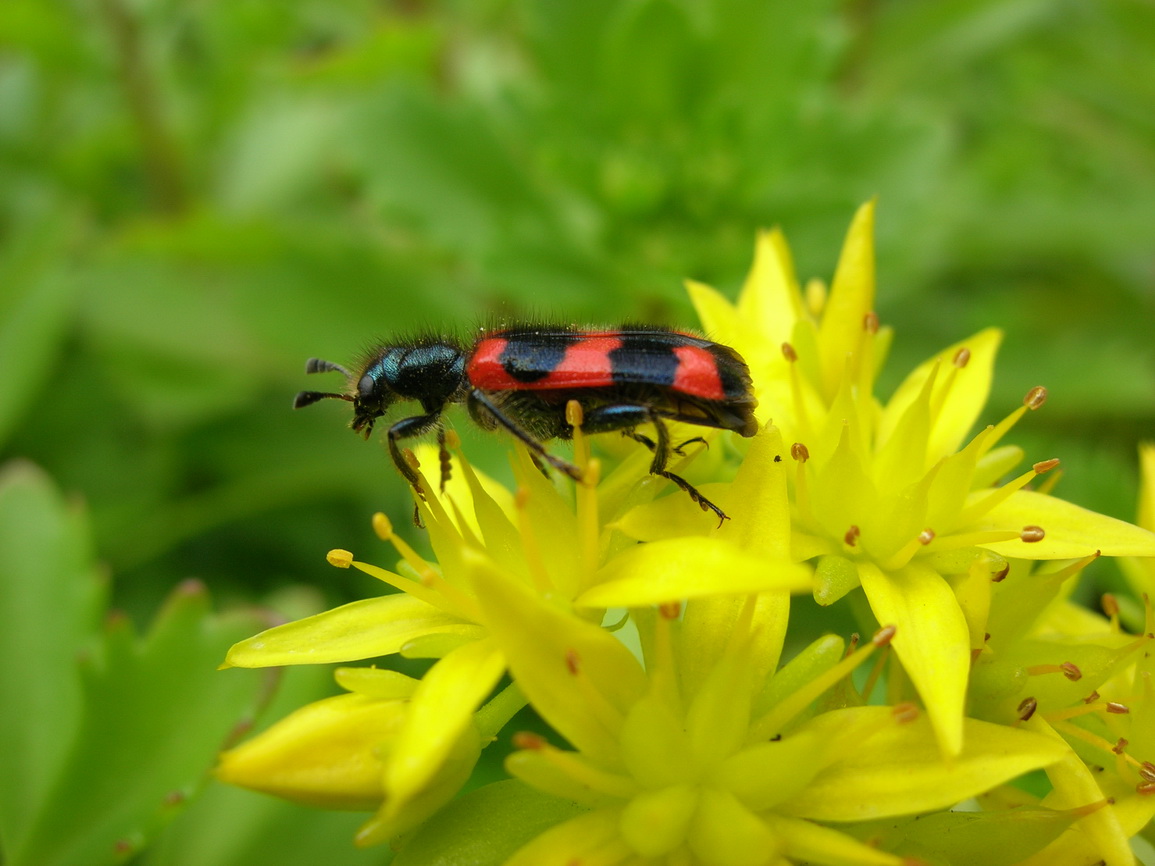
<box><xmin>470</xmin><ymin>551</ymin><xmax>1067</xmax><ymax>866</ymax></box>
<box><xmin>662</xmin><ymin>202</ymin><xmax>1155</xmax><ymax>756</ymax></box>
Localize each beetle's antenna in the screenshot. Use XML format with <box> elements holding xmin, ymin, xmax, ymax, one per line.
<box><xmin>305</xmin><ymin>358</ymin><xmax>352</xmax><ymax>377</ymax></box>
<box><xmin>294</xmin><ymin>391</ymin><xmax>354</xmax><ymax>409</ymax></box>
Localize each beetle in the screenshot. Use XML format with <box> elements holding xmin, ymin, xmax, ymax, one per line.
<box><xmin>294</xmin><ymin>326</ymin><xmax>758</xmax><ymax>522</ymax></box>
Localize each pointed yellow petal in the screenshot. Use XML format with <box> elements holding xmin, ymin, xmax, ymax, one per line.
<box><xmin>216</xmin><ymin>692</ymin><xmax>402</xmax><ymax>809</ymax></box>
<box><xmin>1138</xmin><ymin>442</ymin><xmax>1155</xmax><ymax>531</ymax></box>
<box><xmin>818</xmin><ymin>200</ymin><xmax>876</xmax><ymax>397</ymax></box>
<box><xmin>736</xmin><ymin>227</ymin><xmax>803</xmax><ymax>349</ymax></box>
<box><xmin>385</xmin><ymin>638</ymin><xmax>504</xmax><ymax>808</ymax></box>
<box><xmin>763</xmin><ymin>813</ymin><xmax>905</xmax><ymax>866</ymax></box>
<box><xmin>688</xmin><ymin>788</ymin><xmax>783</xmax><ymax>866</ymax></box>
<box><xmin>727</xmin><ymin>425</ymin><xmax>792</xmax><ymax>559</ymax></box>
<box><xmin>880</xmin><ymin>329</ymin><xmax>1002</xmax><ymax>461</ymax></box>
<box><xmin>783</xmin><ymin>708</ymin><xmax>1067</xmax><ymax>821</ymax></box>
<box><xmin>1018</xmin><ymin>717</ymin><xmax>1134</xmax><ymax>866</ymax></box>
<box><xmin>857</xmin><ymin>562</ymin><xmax>969</xmax><ymax>756</ymax></box>
<box><xmin>223</xmin><ymin>594</ymin><xmax>476</xmax><ymax>668</ymax></box>
<box><xmin>468</xmin><ymin>552</ymin><xmax>647</xmax><ymax>763</ymax></box>
<box><xmin>579</xmin><ymin>537</ymin><xmax>811</xmax><ymax>608</ymax></box>
<box><xmin>503</xmin><ymin>809</ymin><xmax>627</xmax><ymax>866</ymax></box>
<box><xmin>973</xmin><ymin>489</ymin><xmax>1155</xmax><ymax>558</ymax></box>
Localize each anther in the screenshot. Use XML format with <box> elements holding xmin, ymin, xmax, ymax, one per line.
<box><xmin>1102</xmin><ymin>594</ymin><xmax>1119</xmax><ymax>617</ymax></box>
<box><xmin>782</xmin><ymin>342</ymin><xmax>798</xmax><ymax>362</ymax></box>
<box><xmin>863</xmin><ymin>312</ymin><xmax>880</xmax><ymax>334</ymax></box>
<box><xmin>327</xmin><ymin>549</ymin><xmax>354</xmax><ymax>568</ymax></box>
<box><xmin>1033</xmin><ymin>458</ymin><xmax>1060</xmax><ymax>474</ymax></box>
<box><xmin>565</xmin><ymin>649</ymin><xmax>581</xmax><ymax>675</ymax></box>
<box><xmin>1138</xmin><ymin>781</ymin><xmax>1155</xmax><ymax>796</ymax></box>
<box><xmin>1107</xmin><ymin>702</ymin><xmax>1130</xmax><ymax>715</ymax></box>
<box><xmin>1059</xmin><ymin>662</ymin><xmax>1082</xmax><ymax>681</ymax></box>
<box><xmin>372</xmin><ymin>512</ymin><xmax>393</xmax><ymax>540</ymax></box>
<box><xmin>953</xmin><ymin>347</ymin><xmax>971</xmax><ymax>368</ymax></box>
<box><xmin>1021</xmin><ymin>526</ymin><xmax>1046</xmax><ymax>543</ymax></box>
<box><xmin>565</xmin><ymin>399</ymin><xmax>585</xmax><ymax>427</ymax></box>
<box><xmin>512</xmin><ymin>731</ymin><xmax>546</xmax><ymax>750</ymax></box>
<box><xmin>918</xmin><ymin>528</ymin><xmax>935</xmax><ymax>545</ymax></box>
<box><xmin>1139</xmin><ymin>762</ymin><xmax>1155</xmax><ymax>782</ymax></box>
<box><xmin>892</xmin><ymin>703</ymin><xmax>920</xmax><ymax>724</ymax></box>
<box><xmin>1017</xmin><ymin>697</ymin><xmax>1038</xmax><ymax>721</ymax></box>
<box><xmin>844</xmin><ymin>525</ymin><xmax>860</xmax><ymax>547</ymax></box>
<box><xmin>791</xmin><ymin>442</ymin><xmax>810</xmax><ymax>462</ymax></box>
<box><xmin>992</xmin><ymin>564</ymin><xmax>1010</xmax><ymax>582</ymax></box>
<box><xmin>1113</xmin><ymin>738</ymin><xmax>1129</xmax><ymax>754</ymax></box>
<box><xmin>515</xmin><ymin>488</ymin><xmax>531</xmax><ymax>510</ymax></box>
<box><xmin>872</xmin><ymin>624</ymin><xmax>897</xmax><ymax>647</ymax></box>
<box><xmin>659</xmin><ymin>601</ymin><xmax>682</xmax><ymax>620</ymax></box>
<box><xmin>1084</xmin><ymin>691</ymin><xmax>1100</xmax><ymax>704</ymax></box>
<box><xmin>1024</xmin><ymin>386</ymin><xmax>1048</xmax><ymax>410</ymax></box>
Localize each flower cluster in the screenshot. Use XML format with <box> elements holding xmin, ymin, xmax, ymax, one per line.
<box><xmin>218</xmin><ymin>203</ymin><xmax>1155</xmax><ymax>866</ymax></box>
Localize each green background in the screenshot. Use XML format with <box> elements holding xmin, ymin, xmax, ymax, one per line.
<box><xmin>1</xmin><ymin>1</ymin><xmax>1153</xmax><ymax>864</ymax></box>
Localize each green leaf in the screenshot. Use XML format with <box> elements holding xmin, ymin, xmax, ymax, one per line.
<box><xmin>0</xmin><ymin>462</ymin><xmax>103</xmax><ymax>859</ymax></box>
<box><xmin>393</xmin><ymin>779</ymin><xmax>585</xmax><ymax>866</ymax></box>
<box><xmin>9</xmin><ymin>577</ymin><xmax>269</xmax><ymax>866</ymax></box>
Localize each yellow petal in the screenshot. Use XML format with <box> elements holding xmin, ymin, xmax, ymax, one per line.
<box><xmin>857</xmin><ymin>561</ymin><xmax>969</xmax><ymax>756</ymax></box>
<box><xmin>880</xmin><ymin>329</ymin><xmax>1002</xmax><ymax>462</ymax></box>
<box><xmin>503</xmin><ymin>809</ymin><xmax>627</xmax><ymax>866</ymax></box>
<box><xmin>468</xmin><ymin>552</ymin><xmax>647</xmax><ymax>764</ymax></box>
<box><xmin>783</xmin><ymin>708</ymin><xmax>1067</xmax><ymax>821</ymax></box>
<box><xmin>688</xmin><ymin>788</ymin><xmax>783</xmax><ymax>866</ymax></box>
<box><xmin>216</xmin><ymin>692</ymin><xmax>401</xmax><ymax>809</ymax></box>
<box><xmin>763</xmin><ymin>813</ymin><xmax>905</xmax><ymax>866</ymax></box>
<box><xmin>974</xmin><ymin>489</ymin><xmax>1155</xmax><ymax>559</ymax></box>
<box><xmin>580</xmin><ymin>537</ymin><xmax>811</xmax><ymax>608</ymax></box>
<box><xmin>384</xmin><ymin>638</ymin><xmax>504</xmax><ymax>809</ymax></box>
<box><xmin>735</xmin><ymin>227</ymin><xmax>804</xmax><ymax>350</ymax></box>
<box><xmin>818</xmin><ymin>200</ymin><xmax>876</xmax><ymax>398</ymax></box>
<box><xmin>222</xmin><ymin>594</ymin><xmax>476</xmax><ymax>668</ymax></box>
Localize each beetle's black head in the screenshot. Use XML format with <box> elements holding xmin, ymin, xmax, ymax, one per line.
<box><xmin>292</xmin><ymin>357</ymin><xmax>391</xmax><ymax>440</ymax></box>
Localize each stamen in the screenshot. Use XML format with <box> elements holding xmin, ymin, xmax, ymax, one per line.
<box><xmin>514</xmin><ymin>488</ymin><xmax>553</xmax><ymax>594</ymax></box>
<box><xmin>926</xmin><ymin>530</ymin><xmax>1020</xmax><ymax>553</ymax></box>
<box><xmin>891</xmin><ymin>702</ymin><xmax>920</xmax><ymax>724</ymax></box>
<box><xmin>327</xmin><ymin>549</ymin><xmax>353</xmax><ymax>568</ymax></box>
<box><xmin>1021</xmin><ymin>526</ymin><xmax>1046</xmax><ymax>543</ymax></box>
<box><xmin>953</xmin><ymin>348</ymin><xmax>971</xmax><ymax>368</ymax></box>
<box><xmin>1017</xmin><ymin>697</ymin><xmax>1038</xmax><ymax>721</ymax></box>
<box><xmin>982</xmin><ymin>386</ymin><xmax>1048</xmax><ymax>455</ymax></box>
<box><xmin>844</xmin><ymin>525</ymin><xmax>860</xmax><ymax>548</ymax></box>
<box><xmin>781</xmin><ymin>343</ymin><xmax>798</xmax><ymax>363</ymax></box>
<box><xmin>510</xmin><ymin>731</ymin><xmax>637</xmax><ymax>798</ymax></box>
<box><xmin>1107</xmin><ymin>702</ymin><xmax>1130</xmax><ymax>715</ymax></box>
<box><xmin>564</xmin><ymin>647</ymin><xmax>627</xmax><ymax>738</ymax></box>
<box><xmin>749</xmin><ymin>624</ymin><xmax>896</xmax><ymax>741</ymax></box>
<box><xmin>1027</xmin><ymin>662</ymin><xmax>1081</xmax><ymax>680</ymax></box>
<box><xmin>863</xmin><ymin>312</ymin><xmax>880</xmax><ymax>334</ymax></box>
<box><xmin>955</xmin><ymin>459</ymin><xmax>1059</xmax><ymax>527</ymax></box>
<box><xmin>784</xmin><ymin>344</ymin><xmax>812</xmax><ymax>439</ymax></box>
<box><xmin>370</xmin><ymin>512</ymin><xmax>481</xmax><ymax>618</ymax></box>
<box><xmin>792</xmin><ymin>444</ymin><xmax>814</xmax><ymax>524</ymax></box>
<box><xmin>879</xmin><ymin>527</ymin><xmax>936</xmax><ymax>570</ymax></box>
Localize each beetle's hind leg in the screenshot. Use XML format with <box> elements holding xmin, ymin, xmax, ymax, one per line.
<box><xmin>582</xmin><ymin>405</ymin><xmax>728</xmax><ymax>525</ymax></box>
<box><xmin>468</xmin><ymin>390</ymin><xmax>583</xmax><ymax>482</ymax></box>
<box><xmin>625</xmin><ymin>430</ymin><xmax>708</xmax><ymax>457</ymax></box>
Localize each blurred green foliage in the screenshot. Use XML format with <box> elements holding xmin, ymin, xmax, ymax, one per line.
<box><xmin>1</xmin><ymin>0</ymin><xmax>1153</xmax><ymax>861</ymax></box>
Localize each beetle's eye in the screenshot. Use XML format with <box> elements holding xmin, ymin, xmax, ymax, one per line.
<box><xmin>357</xmin><ymin>373</ymin><xmax>376</xmax><ymax>401</ymax></box>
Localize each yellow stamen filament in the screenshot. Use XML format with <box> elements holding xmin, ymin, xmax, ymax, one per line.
<box><xmin>925</xmin><ymin>530</ymin><xmax>1020</xmax><ymax>553</ymax></box>
<box><xmin>792</xmin><ymin>448</ymin><xmax>814</xmax><ymax>524</ymax></box>
<box><xmin>647</xmin><ymin>608</ymin><xmax>682</xmax><ymax>715</ymax></box>
<box><xmin>748</xmin><ymin>625</ymin><xmax>895</xmax><ymax>741</ymax></box>
<box><xmin>565</xmin><ymin>648</ymin><xmax>627</xmax><ymax>739</ymax></box>
<box><xmin>956</xmin><ymin>459</ymin><xmax>1059</xmax><ymax>527</ymax></box>
<box><xmin>1050</xmin><ymin>719</ymin><xmax>1137</xmax><ymax>763</ymax></box>
<box><xmin>511</xmin><ymin>732</ymin><xmax>638</xmax><ymax>799</ymax></box>
<box><xmin>879</xmin><ymin>527</ymin><xmax>937</xmax><ymax>571</ymax></box>
<box><xmin>371</xmin><ymin>512</ymin><xmax>482</xmax><ymax>619</ymax></box>
<box><xmin>784</xmin><ymin>344</ymin><xmax>813</xmax><ymax>441</ymax></box>
<box><xmin>514</xmin><ymin>488</ymin><xmax>553</xmax><ymax>594</ymax></box>
<box><xmin>1026</xmin><ymin>662</ymin><xmax>1082</xmax><ymax>681</ymax></box>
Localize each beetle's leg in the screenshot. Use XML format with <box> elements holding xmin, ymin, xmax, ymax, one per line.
<box><xmin>672</xmin><ymin>436</ymin><xmax>708</xmax><ymax>456</ymax></box>
<box><xmin>468</xmin><ymin>390</ymin><xmax>582</xmax><ymax>481</ymax></box>
<box><xmin>437</xmin><ymin>428</ymin><xmax>452</xmax><ymax>493</ymax></box>
<box><xmin>386</xmin><ymin>412</ymin><xmax>443</xmax><ymax>501</ymax></box>
<box><xmin>581</xmin><ymin>404</ymin><xmax>729</xmax><ymax>525</ymax></box>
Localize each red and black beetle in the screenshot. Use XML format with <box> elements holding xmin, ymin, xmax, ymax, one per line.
<box><xmin>294</xmin><ymin>326</ymin><xmax>758</xmax><ymax>522</ymax></box>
